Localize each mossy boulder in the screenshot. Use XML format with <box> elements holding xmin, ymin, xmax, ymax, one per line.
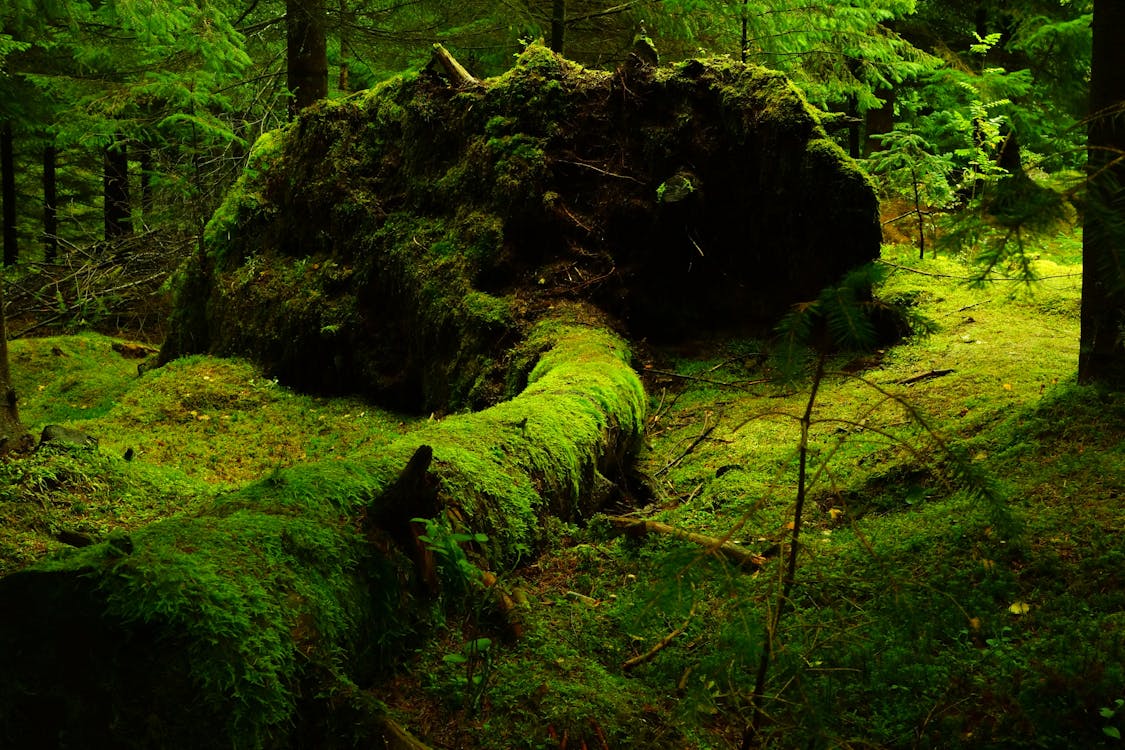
<box><xmin>162</xmin><ymin>44</ymin><xmax>879</xmax><ymax>413</ymax></box>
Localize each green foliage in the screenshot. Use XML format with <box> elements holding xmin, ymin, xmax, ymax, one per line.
<box><xmin>653</xmin><ymin>0</ymin><xmax>936</xmax><ymax>111</ymax></box>
<box><xmin>773</xmin><ymin>262</ymin><xmax>890</xmax><ymax>377</ymax></box>
<box><xmin>868</xmin><ymin>125</ymin><xmax>956</xmax><ymax>254</ymax></box>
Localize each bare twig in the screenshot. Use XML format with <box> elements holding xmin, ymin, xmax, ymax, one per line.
<box><xmin>621</xmin><ymin>602</ymin><xmax>697</xmax><ymax>672</ymax></box>
<box><xmin>653</xmin><ymin>419</ymin><xmax>719</xmax><ymax>477</ymax></box>
<box><xmin>555</xmin><ymin>158</ymin><xmax>645</xmax><ymax>184</ymax></box>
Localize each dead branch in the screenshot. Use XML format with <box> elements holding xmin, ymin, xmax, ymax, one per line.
<box><xmin>430</xmin><ymin>43</ymin><xmax>478</xmax><ymax>88</ymax></box>
<box><xmin>621</xmin><ymin>602</ymin><xmax>696</xmax><ymax>672</ymax></box>
<box><xmin>555</xmin><ymin>158</ymin><xmax>645</xmax><ymax>184</ymax></box>
<box><xmin>896</xmin><ymin>368</ymin><xmax>955</xmax><ymax>385</ymax></box>
<box><xmin>654</xmin><ymin>420</ymin><xmax>719</xmax><ymax>477</ymax></box>
<box><xmin>604</xmin><ymin>516</ymin><xmax>766</xmax><ymax>570</ymax></box>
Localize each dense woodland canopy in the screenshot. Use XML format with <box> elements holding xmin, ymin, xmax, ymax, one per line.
<box><xmin>0</xmin><ymin>1</ymin><xmax>1124</xmax><ymax>748</ymax></box>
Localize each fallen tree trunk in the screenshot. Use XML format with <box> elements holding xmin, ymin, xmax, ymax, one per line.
<box><xmin>0</xmin><ymin>307</ymin><xmax>644</xmax><ymax>749</ymax></box>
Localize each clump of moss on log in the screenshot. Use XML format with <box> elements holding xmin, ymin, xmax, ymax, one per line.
<box><xmin>162</xmin><ymin>44</ymin><xmax>880</xmax><ymax>413</ymax></box>
<box><xmin>0</xmin><ymin>306</ymin><xmax>644</xmax><ymax>748</ymax></box>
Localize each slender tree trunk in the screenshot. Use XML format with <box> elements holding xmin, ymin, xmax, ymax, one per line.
<box><xmin>863</xmin><ymin>88</ymin><xmax>895</xmax><ymax>156</ymax></box>
<box><xmin>846</xmin><ymin>97</ymin><xmax>861</xmax><ymax>159</ymax></box>
<box><xmin>337</xmin><ymin>0</ymin><xmax>350</xmax><ymax>93</ymax></box>
<box><xmin>139</xmin><ymin>143</ymin><xmax>155</xmax><ymax>225</ymax></box>
<box><xmin>43</xmin><ymin>144</ymin><xmax>58</xmax><ymax>262</ymax></box>
<box><xmin>740</xmin><ymin>0</ymin><xmax>749</xmax><ymax>63</ymax></box>
<box><xmin>2</xmin><ymin>123</ymin><xmax>16</xmax><ymax>266</ymax></box>
<box><xmin>1079</xmin><ymin>0</ymin><xmax>1125</xmax><ymax>388</ymax></box>
<box><xmin>286</xmin><ymin>0</ymin><xmax>328</xmax><ymax>117</ymax></box>
<box><xmin>103</xmin><ymin>136</ymin><xmax>131</xmax><ymax>241</ymax></box>
<box><xmin>0</xmin><ymin>277</ymin><xmax>25</xmax><ymax>452</ymax></box>
<box><xmin>550</xmin><ymin>0</ymin><xmax>566</xmax><ymax>55</ymax></box>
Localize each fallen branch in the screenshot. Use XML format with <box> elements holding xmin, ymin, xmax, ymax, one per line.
<box><xmin>654</xmin><ymin>420</ymin><xmax>719</xmax><ymax>477</ymax></box>
<box><xmin>896</xmin><ymin>368</ymin><xmax>955</xmax><ymax>386</ymax></box>
<box><xmin>603</xmin><ymin>516</ymin><xmax>766</xmax><ymax>569</ymax></box>
<box><xmin>621</xmin><ymin>603</ymin><xmax>696</xmax><ymax>672</ymax></box>
<box><xmin>555</xmin><ymin>158</ymin><xmax>645</xmax><ymax>184</ymax></box>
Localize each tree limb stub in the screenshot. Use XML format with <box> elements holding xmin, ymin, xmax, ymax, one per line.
<box><xmin>429</xmin><ymin>43</ymin><xmax>478</xmax><ymax>88</ymax></box>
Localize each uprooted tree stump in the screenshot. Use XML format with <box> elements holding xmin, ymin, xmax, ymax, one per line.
<box><xmin>0</xmin><ymin>45</ymin><xmax>881</xmax><ymax>747</ymax></box>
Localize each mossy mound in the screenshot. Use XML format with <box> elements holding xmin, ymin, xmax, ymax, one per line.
<box><xmin>0</xmin><ymin>306</ymin><xmax>645</xmax><ymax>748</ymax></box>
<box><xmin>163</xmin><ymin>45</ymin><xmax>879</xmax><ymax>412</ymax></box>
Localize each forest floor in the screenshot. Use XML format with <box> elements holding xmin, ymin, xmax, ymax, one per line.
<box><xmin>2</xmin><ymin>234</ymin><xmax>1123</xmax><ymax>748</ymax></box>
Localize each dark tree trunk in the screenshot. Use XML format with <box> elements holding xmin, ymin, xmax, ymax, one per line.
<box><xmin>103</xmin><ymin>137</ymin><xmax>131</xmax><ymax>241</ymax></box>
<box><xmin>863</xmin><ymin>88</ymin><xmax>895</xmax><ymax>156</ymax></box>
<box><xmin>550</xmin><ymin>0</ymin><xmax>566</xmax><ymax>54</ymax></box>
<box><xmin>337</xmin><ymin>0</ymin><xmax>350</xmax><ymax>93</ymax></box>
<box><xmin>286</xmin><ymin>0</ymin><xmax>328</xmax><ymax>117</ymax></box>
<box><xmin>43</xmin><ymin>144</ymin><xmax>57</xmax><ymax>262</ymax></box>
<box><xmin>846</xmin><ymin>97</ymin><xmax>861</xmax><ymax>159</ymax></box>
<box><xmin>0</xmin><ymin>276</ymin><xmax>26</xmax><ymax>453</ymax></box>
<box><xmin>139</xmin><ymin>143</ymin><xmax>155</xmax><ymax>223</ymax></box>
<box><xmin>1</xmin><ymin>123</ymin><xmax>16</xmax><ymax>266</ymax></box>
<box><xmin>1079</xmin><ymin>0</ymin><xmax>1125</xmax><ymax>388</ymax></box>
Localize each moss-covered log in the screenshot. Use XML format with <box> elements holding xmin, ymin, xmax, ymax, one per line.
<box><xmin>161</xmin><ymin>44</ymin><xmax>880</xmax><ymax>412</ymax></box>
<box><xmin>1</xmin><ymin>46</ymin><xmax>882</xmax><ymax>747</ymax></box>
<box><xmin>0</xmin><ymin>308</ymin><xmax>643</xmax><ymax>748</ymax></box>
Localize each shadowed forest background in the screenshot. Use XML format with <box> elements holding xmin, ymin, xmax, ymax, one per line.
<box><xmin>1</xmin><ymin>1</ymin><xmax>1124</xmax><ymax>748</ymax></box>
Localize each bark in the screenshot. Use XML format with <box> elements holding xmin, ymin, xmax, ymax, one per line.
<box><xmin>1079</xmin><ymin>0</ymin><xmax>1125</xmax><ymax>388</ymax></box>
<box><xmin>864</xmin><ymin>88</ymin><xmax>895</xmax><ymax>156</ymax></box>
<box><xmin>0</xmin><ymin>126</ymin><xmax>24</xmax><ymax>449</ymax></box>
<box><xmin>0</xmin><ymin>276</ymin><xmax>26</xmax><ymax>453</ymax></box>
<box><xmin>139</xmin><ymin>143</ymin><xmax>155</xmax><ymax>222</ymax></box>
<box><xmin>103</xmin><ymin>136</ymin><xmax>131</xmax><ymax>241</ymax></box>
<box><xmin>550</xmin><ymin>0</ymin><xmax>566</xmax><ymax>54</ymax></box>
<box><xmin>0</xmin><ymin>310</ymin><xmax>645</xmax><ymax>747</ymax></box>
<box><xmin>286</xmin><ymin>0</ymin><xmax>328</xmax><ymax>116</ymax></box>
<box><xmin>1</xmin><ymin>122</ymin><xmax>15</xmax><ymax>266</ymax></box>
<box><xmin>42</xmin><ymin>144</ymin><xmax>57</xmax><ymax>262</ymax></box>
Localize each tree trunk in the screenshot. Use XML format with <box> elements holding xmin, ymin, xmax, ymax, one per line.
<box><xmin>287</xmin><ymin>0</ymin><xmax>328</xmax><ymax>117</ymax></box>
<box><xmin>863</xmin><ymin>88</ymin><xmax>895</xmax><ymax>156</ymax></box>
<box><xmin>0</xmin><ymin>276</ymin><xmax>26</xmax><ymax>453</ymax></box>
<box><xmin>103</xmin><ymin>136</ymin><xmax>132</xmax><ymax>241</ymax></box>
<box><xmin>43</xmin><ymin>144</ymin><xmax>57</xmax><ymax>262</ymax></box>
<box><xmin>139</xmin><ymin>142</ymin><xmax>155</xmax><ymax>224</ymax></box>
<box><xmin>0</xmin><ymin>311</ymin><xmax>645</xmax><ymax>746</ymax></box>
<box><xmin>1</xmin><ymin>122</ymin><xmax>16</xmax><ymax>266</ymax></box>
<box><xmin>1079</xmin><ymin>0</ymin><xmax>1125</xmax><ymax>388</ymax></box>
<box><xmin>337</xmin><ymin>0</ymin><xmax>350</xmax><ymax>93</ymax></box>
<box><xmin>550</xmin><ymin>0</ymin><xmax>566</xmax><ymax>55</ymax></box>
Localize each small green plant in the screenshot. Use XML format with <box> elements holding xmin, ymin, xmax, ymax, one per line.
<box><xmin>1102</xmin><ymin>699</ymin><xmax>1125</xmax><ymax>740</ymax></box>
<box><xmin>442</xmin><ymin>636</ymin><xmax>495</xmax><ymax>713</ymax></box>
<box><xmin>413</xmin><ymin>517</ymin><xmax>488</xmax><ymax>599</ymax></box>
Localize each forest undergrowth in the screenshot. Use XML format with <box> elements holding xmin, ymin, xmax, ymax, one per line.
<box><xmin>1</xmin><ymin>234</ymin><xmax>1122</xmax><ymax>748</ymax></box>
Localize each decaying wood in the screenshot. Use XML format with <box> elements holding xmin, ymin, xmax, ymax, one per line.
<box><xmin>604</xmin><ymin>516</ymin><xmax>766</xmax><ymax>569</ymax></box>
<box><xmin>430</xmin><ymin>43</ymin><xmax>478</xmax><ymax>87</ymax></box>
<box><xmin>0</xmin><ymin>314</ymin><xmax>645</xmax><ymax>748</ymax></box>
<box><xmin>368</xmin><ymin>444</ymin><xmax>441</xmax><ymax>593</ymax></box>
